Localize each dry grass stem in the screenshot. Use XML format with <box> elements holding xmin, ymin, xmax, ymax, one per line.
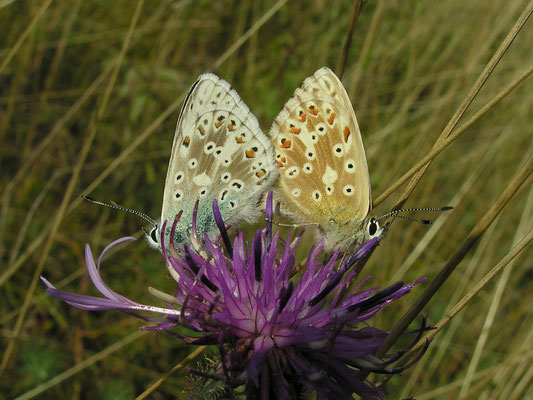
<box><xmin>0</xmin><ymin>0</ymin><xmax>146</xmax><ymax>371</ymax></box>
<box><xmin>135</xmin><ymin>346</ymin><xmax>207</xmax><ymax>400</ymax></box>
<box><xmin>376</xmin><ymin>154</ymin><xmax>533</xmax><ymax>358</ymax></box>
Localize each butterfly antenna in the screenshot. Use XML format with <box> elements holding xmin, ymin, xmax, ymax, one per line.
<box><xmin>82</xmin><ymin>195</ymin><xmax>157</xmax><ymax>226</ymax></box>
<box><xmin>391</xmin><ymin>215</ymin><xmax>432</xmax><ymax>224</ymax></box>
<box><xmin>375</xmin><ymin>206</ymin><xmax>452</xmax><ymax>224</ymax></box>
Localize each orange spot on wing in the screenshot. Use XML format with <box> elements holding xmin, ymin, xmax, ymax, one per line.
<box><xmin>236</xmin><ymin>137</ymin><xmax>244</xmax><ymax>143</ymax></box>
<box><xmin>182</xmin><ymin>136</ymin><xmax>190</xmax><ymax>147</ymax></box>
<box><xmin>281</xmin><ymin>140</ymin><xmax>292</xmax><ymax>149</ymax></box>
<box><xmin>198</xmin><ymin>126</ymin><xmax>205</xmax><ymax>135</ymax></box>
<box><xmin>246</xmin><ymin>149</ymin><xmax>256</xmax><ymax>158</ymax></box>
<box><xmin>343</xmin><ymin>126</ymin><xmax>351</xmax><ymax>143</ymax></box>
<box><xmin>277</xmin><ymin>162</ymin><xmax>284</xmax><ymax>168</ymax></box>
<box><xmin>256</xmin><ymin>170</ymin><xmax>266</xmax><ymax>178</ymax></box>
<box><xmin>298</xmin><ymin>113</ymin><xmax>307</xmax><ymax>122</ymax></box>
<box><xmin>327</xmin><ymin>112</ymin><xmax>336</xmax><ymax>125</ymax></box>
<box><xmin>281</xmin><ymin>157</ymin><xmax>286</xmax><ymax>163</ymax></box>
<box><xmin>257</xmin><ymin>179</ymin><xmax>266</xmax><ymax>185</ymax></box>
<box><xmin>228</xmin><ymin>124</ymin><xmax>236</xmax><ymax>131</ymax></box>
<box><xmin>309</xmin><ymin>107</ymin><xmax>318</xmax><ymax>116</ymax></box>
<box><xmin>215</xmin><ymin>120</ymin><xmax>223</xmax><ymax>128</ymax></box>
<box><xmin>289</xmin><ymin>127</ymin><xmax>301</xmax><ymax>134</ymax></box>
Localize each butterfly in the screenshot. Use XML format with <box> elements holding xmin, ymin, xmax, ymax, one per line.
<box><xmin>270</xmin><ymin>67</ymin><xmax>383</xmax><ymax>252</ymax></box>
<box><xmin>146</xmin><ymin>73</ymin><xmax>278</xmax><ymax>251</ymax></box>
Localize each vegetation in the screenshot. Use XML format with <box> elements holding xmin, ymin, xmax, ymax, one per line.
<box><xmin>1</xmin><ymin>0</ymin><xmax>531</xmax><ymax>398</ymax></box>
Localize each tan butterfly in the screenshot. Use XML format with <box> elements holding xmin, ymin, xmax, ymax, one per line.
<box><xmin>269</xmin><ymin>67</ymin><xmax>382</xmax><ymax>252</ymax></box>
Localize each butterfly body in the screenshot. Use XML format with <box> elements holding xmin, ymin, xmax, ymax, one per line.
<box><xmin>270</xmin><ymin>67</ymin><xmax>382</xmax><ymax>251</ymax></box>
<box><xmin>319</xmin><ymin>216</ymin><xmax>379</xmax><ymax>252</ymax></box>
<box><xmin>147</xmin><ymin>73</ymin><xmax>278</xmax><ymax>251</ymax></box>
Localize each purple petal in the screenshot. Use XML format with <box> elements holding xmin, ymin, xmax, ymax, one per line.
<box><xmin>97</xmin><ymin>236</ymin><xmax>136</xmax><ymax>270</ymax></box>
<box><xmin>213</xmin><ymin>199</ymin><xmax>232</xmax><ymax>255</ymax></box>
<box><xmin>192</xmin><ymin>199</ymin><xmax>200</xmax><ymax>242</ymax></box>
<box><xmin>86</xmin><ymin>243</ymin><xmax>133</xmax><ymax>303</ymax></box>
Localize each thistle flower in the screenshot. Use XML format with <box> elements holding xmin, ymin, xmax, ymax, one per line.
<box><xmin>42</xmin><ymin>192</ymin><xmax>428</xmax><ymax>399</ymax></box>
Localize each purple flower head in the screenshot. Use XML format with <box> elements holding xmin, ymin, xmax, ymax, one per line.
<box><xmin>42</xmin><ymin>191</ymin><xmax>428</xmax><ymax>400</ymax></box>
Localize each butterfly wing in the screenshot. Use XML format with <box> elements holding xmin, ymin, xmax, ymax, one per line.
<box><xmin>160</xmin><ymin>73</ymin><xmax>278</xmax><ymax>246</ymax></box>
<box><xmin>270</xmin><ymin>67</ymin><xmax>371</xmax><ymax>237</ymax></box>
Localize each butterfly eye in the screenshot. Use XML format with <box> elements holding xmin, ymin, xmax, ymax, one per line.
<box><xmin>368</xmin><ymin>218</ymin><xmax>378</xmax><ymax>237</ymax></box>
<box><xmin>150</xmin><ymin>227</ymin><xmax>158</xmax><ymax>243</ymax></box>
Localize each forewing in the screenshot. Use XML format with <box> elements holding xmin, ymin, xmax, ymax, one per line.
<box><xmin>270</xmin><ymin>67</ymin><xmax>371</xmax><ymax>225</ymax></box>
<box><xmin>161</xmin><ymin>73</ymin><xmax>277</xmax><ymax>242</ymax></box>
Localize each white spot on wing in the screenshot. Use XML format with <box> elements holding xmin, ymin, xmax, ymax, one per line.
<box><xmin>213</xmin><ymin>146</ymin><xmax>224</xmax><ymax>158</ymax></box>
<box><xmin>230</xmin><ymin>179</ymin><xmax>244</xmax><ymax>191</ymax></box>
<box><xmin>286</xmin><ymin>166</ymin><xmax>299</xmax><ymax>179</ymax></box>
<box><xmin>343</xmin><ymin>185</ymin><xmax>355</xmax><ymax>196</ymax></box>
<box><xmin>333</xmin><ymin>144</ymin><xmax>344</xmax><ymax>157</ymax></box>
<box><xmin>193</xmin><ymin>172</ymin><xmax>212</xmax><ymax>186</ymax></box>
<box><xmin>218</xmin><ymin>189</ymin><xmax>229</xmax><ymax>202</ymax></box>
<box><xmin>344</xmin><ymin>159</ymin><xmax>356</xmax><ymax>173</ymax></box>
<box><xmin>221</xmin><ymin>172</ymin><xmax>231</xmax><ymax>182</ymax></box>
<box><xmin>204</xmin><ymin>141</ymin><xmax>215</xmax><ymax>154</ymax></box>
<box><xmin>316</xmin><ymin>123</ymin><xmax>327</xmax><ymax>136</ymax></box>
<box><xmin>312</xmin><ymin>190</ymin><xmax>322</xmax><ymax>201</ymax></box>
<box><xmin>322</xmin><ymin>165</ymin><xmax>338</xmax><ymax>185</ymax></box>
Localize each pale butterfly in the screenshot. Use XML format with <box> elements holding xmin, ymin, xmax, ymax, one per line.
<box><xmin>269</xmin><ymin>67</ymin><xmax>382</xmax><ymax>252</ymax></box>
<box><xmin>142</xmin><ymin>72</ymin><xmax>278</xmax><ymax>251</ymax></box>
<box><xmin>270</xmin><ymin>67</ymin><xmax>452</xmax><ymax>253</ymax></box>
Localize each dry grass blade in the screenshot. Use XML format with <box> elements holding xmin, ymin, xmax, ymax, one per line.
<box><xmin>405</xmin><ymin>228</ymin><xmax>533</xmax><ymax>362</ymax></box>
<box><xmin>135</xmin><ymin>346</ymin><xmax>207</xmax><ymax>399</ymax></box>
<box><xmin>415</xmin><ymin>349</ymin><xmax>533</xmax><ymax>400</ymax></box>
<box><xmin>458</xmin><ymin>186</ymin><xmax>533</xmax><ymax>397</ymax></box>
<box><xmin>5</xmin><ymin>171</ymin><xmax>61</xmax><ymax>272</ymax></box>
<box><xmin>383</xmin><ymin>227</ymin><xmax>532</xmax><ymax>396</ymax></box>
<box><xmin>0</xmin><ymin>69</ymin><xmax>110</xmax><ymax>282</ymax></box>
<box><xmin>0</xmin><ymin>0</ymin><xmax>53</xmax><ymax>75</ymax></box>
<box><xmin>374</xmin><ymin>1</ymin><xmax>533</xmax><ymax>208</ymax></box>
<box><xmin>14</xmin><ymin>331</ymin><xmax>146</xmax><ymax>400</ymax></box>
<box><xmin>373</xmin><ymin>64</ymin><xmax>533</xmax><ymax>207</ymax></box>
<box><xmin>347</xmin><ymin>0</ymin><xmax>384</xmax><ymax>98</ymax></box>
<box><xmin>398</xmin><ymin>220</ymin><xmax>503</xmax><ymax>397</ymax></box>
<box><xmin>336</xmin><ymin>0</ymin><xmax>364</xmax><ymax>79</ymax></box>
<box><xmin>389</xmin><ymin>126</ymin><xmax>514</xmax><ymax>283</ymax></box>
<box><xmin>0</xmin><ymin>0</ymin><xmax>146</xmax><ymax>371</ymax></box>
<box><xmin>492</xmin><ymin>322</ymin><xmax>533</xmax><ymax>397</ymax></box>
<box><xmin>0</xmin><ymin>0</ymin><xmax>176</xmax><ymax>254</ymax></box>
<box><xmin>376</xmin><ymin>154</ymin><xmax>533</xmax><ymax>358</ymax></box>
<box><xmin>0</xmin><ymin>111</ymin><xmax>98</xmax><ymax>371</ymax></box>
<box><xmin>212</xmin><ymin>0</ymin><xmax>289</xmax><ymax>71</ymax></box>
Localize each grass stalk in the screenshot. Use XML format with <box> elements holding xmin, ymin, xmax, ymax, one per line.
<box><xmin>376</xmin><ymin>154</ymin><xmax>533</xmax><ymax>358</ymax></box>
<box><xmin>0</xmin><ymin>0</ymin><xmax>146</xmax><ymax>371</ymax></box>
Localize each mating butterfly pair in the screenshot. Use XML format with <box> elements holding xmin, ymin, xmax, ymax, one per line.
<box><xmin>146</xmin><ymin>67</ymin><xmax>383</xmax><ymax>253</ymax></box>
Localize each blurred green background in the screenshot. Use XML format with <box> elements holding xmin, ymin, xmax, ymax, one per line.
<box><xmin>1</xmin><ymin>0</ymin><xmax>532</xmax><ymax>398</ymax></box>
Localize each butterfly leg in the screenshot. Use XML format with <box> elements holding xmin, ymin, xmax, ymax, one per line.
<box><xmin>265</xmin><ymin>219</ymin><xmax>319</xmax><ymax>229</ymax></box>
